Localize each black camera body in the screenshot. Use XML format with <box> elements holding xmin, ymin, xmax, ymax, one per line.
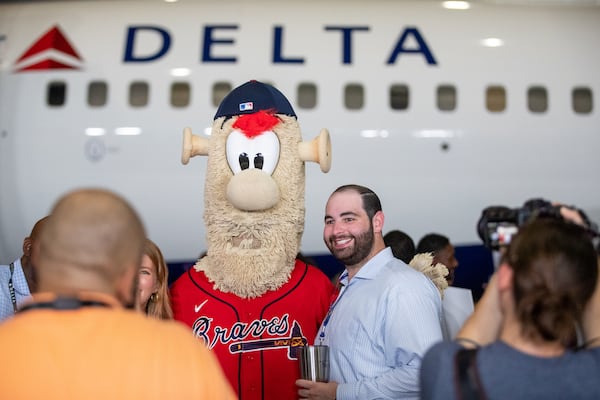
<box><xmin>477</xmin><ymin>199</ymin><xmax>564</xmax><ymax>250</ymax></box>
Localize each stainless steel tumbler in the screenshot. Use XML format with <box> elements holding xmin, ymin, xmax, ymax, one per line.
<box><xmin>298</xmin><ymin>345</ymin><xmax>330</xmax><ymax>382</ymax></box>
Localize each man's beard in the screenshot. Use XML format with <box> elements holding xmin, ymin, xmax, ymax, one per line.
<box><xmin>327</xmin><ymin>226</ymin><xmax>374</xmax><ymax>267</ymax></box>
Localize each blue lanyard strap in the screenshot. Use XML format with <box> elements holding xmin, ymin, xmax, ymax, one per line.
<box><xmin>8</xmin><ymin>263</ymin><xmax>17</xmax><ymax>313</ymax></box>
<box><xmin>318</xmin><ymin>282</ymin><xmax>348</xmax><ymax>343</ymax></box>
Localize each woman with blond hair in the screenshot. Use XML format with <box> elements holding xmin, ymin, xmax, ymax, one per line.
<box><xmin>136</xmin><ymin>238</ymin><xmax>173</xmax><ymax>320</ymax></box>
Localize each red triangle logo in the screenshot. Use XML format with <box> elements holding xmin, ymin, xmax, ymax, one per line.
<box><xmin>15</xmin><ymin>25</ymin><xmax>83</xmax><ymax>69</ymax></box>
<box><xmin>15</xmin><ymin>59</ymin><xmax>78</xmax><ymax>72</ymax></box>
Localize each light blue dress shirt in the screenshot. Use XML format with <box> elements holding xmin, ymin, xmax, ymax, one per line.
<box><xmin>316</xmin><ymin>247</ymin><xmax>443</xmax><ymax>400</ymax></box>
<box><xmin>0</xmin><ymin>259</ymin><xmax>31</xmax><ymax>322</ymax></box>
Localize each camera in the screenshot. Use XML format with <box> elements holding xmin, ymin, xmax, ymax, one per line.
<box><xmin>476</xmin><ymin>198</ymin><xmax>597</xmax><ymax>251</ymax></box>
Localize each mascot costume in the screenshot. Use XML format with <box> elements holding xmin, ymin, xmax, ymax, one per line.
<box><xmin>170</xmin><ymin>80</ymin><xmax>335</xmax><ymax>400</ymax></box>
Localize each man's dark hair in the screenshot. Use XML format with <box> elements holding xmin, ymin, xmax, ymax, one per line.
<box><xmin>416</xmin><ymin>233</ymin><xmax>450</xmax><ymax>255</ymax></box>
<box><xmin>333</xmin><ymin>184</ymin><xmax>382</xmax><ymax>220</ymax></box>
<box><xmin>384</xmin><ymin>230</ymin><xmax>415</xmax><ymax>263</ymax></box>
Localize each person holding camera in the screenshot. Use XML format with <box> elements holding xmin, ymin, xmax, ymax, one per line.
<box><xmin>420</xmin><ymin>218</ymin><xmax>600</xmax><ymax>400</ymax></box>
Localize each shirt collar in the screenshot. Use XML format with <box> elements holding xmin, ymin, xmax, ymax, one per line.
<box><xmin>342</xmin><ymin>247</ymin><xmax>395</xmax><ymax>283</ymax></box>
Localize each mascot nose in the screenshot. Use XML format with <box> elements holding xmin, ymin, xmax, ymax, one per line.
<box><xmin>226</xmin><ymin>169</ymin><xmax>280</xmax><ymax>211</ymax></box>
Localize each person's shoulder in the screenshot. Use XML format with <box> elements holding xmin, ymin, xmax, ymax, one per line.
<box><xmin>423</xmin><ymin>340</ymin><xmax>462</xmax><ymax>369</ymax></box>
<box><xmin>170</xmin><ymin>268</ymin><xmax>191</xmax><ymax>288</ymax></box>
<box><xmin>170</xmin><ymin>265</ymin><xmax>210</xmax><ymax>290</ymax></box>
<box><xmin>429</xmin><ymin>339</ymin><xmax>462</xmax><ymax>353</ymax></box>
<box><xmin>569</xmin><ymin>347</ymin><xmax>600</xmax><ymax>394</ymax></box>
<box><xmin>109</xmin><ymin>312</ymin><xmax>235</xmax><ymax>397</ymax></box>
<box><xmin>574</xmin><ymin>345</ymin><xmax>600</xmax><ymax>363</ymax></box>
<box><xmin>421</xmin><ymin>340</ymin><xmax>463</xmax><ymax>400</ymax></box>
<box><xmin>303</xmin><ymin>262</ymin><xmax>333</xmax><ymax>282</ymax></box>
<box><xmin>289</xmin><ymin>261</ymin><xmax>335</xmax><ymax>295</ymax></box>
<box><xmin>0</xmin><ymin>264</ymin><xmax>10</xmax><ymax>279</ymax></box>
<box><xmin>385</xmin><ymin>256</ymin><xmax>418</xmax><ymax>274</ymax></box>
<box><xmin>0</xmin><ymin>314</ymin><xmax>21</xmax><ymax>337</ymax></box>
<box><xmin>385</xmin><ymin>257</ymin><xmax>437</xmax><ymax>285</ymax></box>
<box><xmin>378</xmin><ymin>264</ymin><xmax>442</xmax><ymax>309</ymax></box>
<box><xmin>115</xmin><ymin>310</ymin><xmax>209</xmax><ymax>350</ymax></box>
<box><xmin>0</xmin><ymin>260</ymin><xmax>20</xmax><ymax>277</ymax></box>
<box><xmin>124</xmin><ymin>310</ymin><xmax>189</xmax><ymax>333</ymax></box>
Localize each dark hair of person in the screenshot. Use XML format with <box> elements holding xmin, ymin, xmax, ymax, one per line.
<box><xmin>383</xmin><ymin>230</ymin><xmax>415</xmax><ymax>264</ymax></box>
<box><xmin>505</xmin><ymin>218</ymin><xmax>598</xmax><ymax>347</ymax></box>
<box><xmin>333</xmin><ymin>184</ymin><xmax>382</xmax><ymax>220</ymax></box>
<box><xmin>416</xmin><ymin>233</ymin><xmax>450</xmax><ymax>255</ymax></box>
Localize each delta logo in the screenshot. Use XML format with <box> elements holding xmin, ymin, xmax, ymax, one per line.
<box><xmin>13</xmin><ymin>25</ymin><xmax>83</xmax><ymax>72</ymax></box>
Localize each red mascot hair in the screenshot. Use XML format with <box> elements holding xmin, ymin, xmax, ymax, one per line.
<box><xmin>232</xmin><ymin>110</ymin><xmax>279</xmax><ymax>138</ymax></box>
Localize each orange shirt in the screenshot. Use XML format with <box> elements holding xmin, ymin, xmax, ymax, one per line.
<box><xmin>0</xmin><ymin>292</ymin><xmax>236</xmax><ymax>400</ymax></box>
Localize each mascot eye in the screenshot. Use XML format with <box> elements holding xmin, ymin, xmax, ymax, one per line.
<box><xmin>239</xmin><ymin>153</ymin><xmax>250</xmax><ymax>170</ymax></box>
<box><xmin>226</xmin><ymin>129</ymin><xmax>280</xmax><ymax>175</ymax></box>
<box><xmin>254</xmin><ymin>154</ymin><xmax>264</xmax><ymax>169</ymax></box>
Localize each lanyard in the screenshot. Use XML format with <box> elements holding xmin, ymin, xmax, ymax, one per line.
<box><xmin>8</xmin><ymin>263</ymin><xmax>17</xmax><ymax>313</ymax></box>
<box><xmin>317</xmin><ymin>281</ymin><xmax>348</xmax><ymax>344</ymax></box>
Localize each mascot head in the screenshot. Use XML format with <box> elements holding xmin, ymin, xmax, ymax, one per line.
<box><xmin>182</xmin><ymin>80</ymin><xmax>331</xmax><ymax>298</ymax></box>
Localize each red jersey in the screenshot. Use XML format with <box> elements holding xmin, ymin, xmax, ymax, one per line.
<box><xmin>171</xmin><ymin>259</ymin><xmax>334</xmax><ymax>400</ymax></box>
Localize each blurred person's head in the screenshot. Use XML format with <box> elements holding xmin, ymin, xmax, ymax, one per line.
<box><xmin>383</xmin><ymin>230</ymin><xmax>415</xmax><ymax>264</ymax></box>
<box><xmin>33</xmin><ymin>188</ymin><xmax>146</xmax><ymax>307</ymax></box>
<box><xmin>500</xmin><ymin>218</ymin><xmax>598</xmax><ymax>348</ymax></box>
<box><xmin>417</xmin><ymin>233</ymin><xmax>458</xmax><ymax>284</ymax></box>
<box><xmin>21</xmin><ymin>215</ymin><xmax>50</xmax><ymax>292</ymax></box>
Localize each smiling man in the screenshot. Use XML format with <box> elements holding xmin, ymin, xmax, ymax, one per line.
<box><xmin>297</xmin><ymin>184</ymin><xmax>444</xmax><ymax>400</ymax></box>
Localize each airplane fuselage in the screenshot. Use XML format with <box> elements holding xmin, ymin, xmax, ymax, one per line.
<box><xmin>1</xmin><ymin>1</ymin><xmax>599</xmax><ymax>294</ymax></box>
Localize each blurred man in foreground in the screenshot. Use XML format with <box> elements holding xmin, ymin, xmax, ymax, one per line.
<box><xmin>0</xmin><ymin>188</ymin><xmax>235</xmax><ymax>399</ymax></box>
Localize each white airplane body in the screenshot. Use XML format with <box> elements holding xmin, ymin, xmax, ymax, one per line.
<box><xmin>1</xmin><ymin>0</ymin><xmax>599</xmax><ymax>287</ymax></box>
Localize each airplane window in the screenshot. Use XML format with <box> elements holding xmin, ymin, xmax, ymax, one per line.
<box><xmin>486</xmin><ymin>85</ymin><xmax>506</xmax><ymax>112</ymax></box>
<box><xmin>129</xmin><ymin>81</ymin><xmax>149</xmax><ymax>107</ymax></box>
<box><xmin>345</xmin><ymin>83</ymin><xmax>364</xmax><ymax>110</ymax></box>
<box><xmin>213</xmin><ymin>82</ymin><xmax>232</xmax><ymax>107</ymax></box>
<box><xmin>573</xmin><ymin>87</ymin><xmax>593</xmax><ymax>114</ymax></box>
<box><xmin>390</xmin><ymin>84</ymin><xmax>409</xmax><ymax>110</ymax></box>
<box><xmin>527</xmin><ymin>86</ymin><xmax>547</xmax><ymax>113</ymax></box>
<box><xmin>47</xmin><ymin>81</ymin><xmax>66</xmax><ymax>107</ymax></box>
<box><xmin>88</xmin><ymin>81</ymin><xmax>107</xmax><ymax>107</ymax></box>
<box><xmin>297</xmin><ymin>82</ymin><xmax>317</xmax><ymax>109</ymax></box>
<box><xmin>437</xmin><ymin>85</ymin><xmax>456</xmax><ymax>111</ymax></box>
<box><xmin>171</xmin><ymin>82</ymin><xmax>190</xmax><ymax>108</ymax></box>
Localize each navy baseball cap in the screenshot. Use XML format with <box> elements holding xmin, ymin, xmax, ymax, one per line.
<box><xmin>214</xmin><ymin>80</ymin><xmax>297</xmax><ymax>120</ymax></box>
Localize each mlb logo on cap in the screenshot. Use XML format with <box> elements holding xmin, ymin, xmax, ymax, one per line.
<box><xmin>214</xmin><ymin>80</ymin><xmax>297</xmax><ymax>120</ymax></box>
<box><xmin>239</xmin><ymin>102</ymin><xmax>254</xmax><ymax>112</ymax></box>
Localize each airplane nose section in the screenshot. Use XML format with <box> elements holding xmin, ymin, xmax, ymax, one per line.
<box><xmin>226</xmin><ymin>168</ymin><xmax>280</xmax><ymax>211</ymax></box>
